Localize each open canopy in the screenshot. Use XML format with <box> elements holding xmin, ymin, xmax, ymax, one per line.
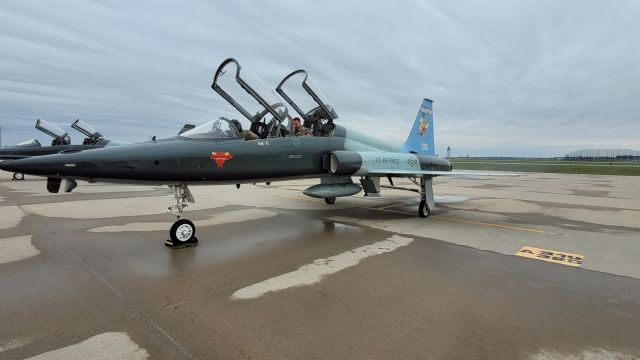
<box><xmin>276</xmin><ymin>69</ymin><xmax>337</xmax><ymax>136</ymax></box>
<box><xmin>72</xmin><ymin>119</ymin><xmax>103</xmax><ymax>141</ymax></box>
<box><xmin>211</xmin><ymin>58</ymin><xmax>289</xmax><ymax>138</ymax></box>
<box><xmin>179</xmin><ymin>118</ymin><xmax>241</xmax><ymax>140</ymax></box>
<box><xmin>276</xmin><ymin>70</ymin><xmax>337</xmax><ymax>122</ymax></box>
<box><xmin>35</xmin><ymin>119</ymin><xmax>68</xmax><ymax>142</ymax></box>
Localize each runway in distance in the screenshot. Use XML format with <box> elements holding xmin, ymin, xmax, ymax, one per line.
<box><xmin>0</xmin><ymin>58</ymin><xmax>506</xmax><ymax>248</ymax></box>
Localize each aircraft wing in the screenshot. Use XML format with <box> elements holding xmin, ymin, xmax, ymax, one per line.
<box><xmin>366</xmin><ymin>169</ymin><xmax>522</xmax><ymax>177</ymax></box>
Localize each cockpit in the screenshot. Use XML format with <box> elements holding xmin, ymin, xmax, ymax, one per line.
<box><xmin>211</xmin><ymin>58</ymin><xmax>338</xmax><ymax>139</ymax></box>
<box><xmin>35</xmin><ymin>119</ymin><xmax>71</xmax><ymax>146</ymax></box>
<box><xmin>212</xmin><ymin>58</ymin><xmax>289</xmax><ymax>139</ymax></box>
<box><xmin>72</xmin><ymin>119</ymin><xmax>104</xmax><ymax>145</ymax></box>
<box><xmin>179</xmin><ymin>118</ymin><xmax>241</xmax><ymax>140</ymax></box>
<box><xmin>276</xmin><ymin>69</ymin><xmax>338</xmax><ymax>137</ymax></box>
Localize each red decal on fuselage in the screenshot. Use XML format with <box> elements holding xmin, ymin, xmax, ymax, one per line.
<box><xmin>210</xmin><ymin>152</ymin><xmax>234</xmax><ymax>168</ymax></box>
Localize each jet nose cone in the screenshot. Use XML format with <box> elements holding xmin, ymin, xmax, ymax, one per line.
<box><xmin>0</xmin><ymin>158</ymin><xmax>45</xmax><ymax>175</ymax></box>
<box><xmin>0</xmin><ymin>160</ymin><xmax>18</xmax><ymax>172</ymax></box>
<box><xmin>1</xmin><ymin>156</ymin><xmax>73</xmax><ymax>177</ymax></box>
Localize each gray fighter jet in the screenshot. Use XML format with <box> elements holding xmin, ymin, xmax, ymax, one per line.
<box><xmin>0</xmin><ymin>119</ymin><xmax>125</xmax><ymax>179</ymax></box>
<box><xmin>1</xmin><ymin>58</ymin><xmax>488</xmax><ymax>248</ymax></box>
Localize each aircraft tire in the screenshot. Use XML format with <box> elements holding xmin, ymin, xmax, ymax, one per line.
<box><xmin>325</xmin><ymin>197</ymin><xmax>336</xmax><ymax>204</ymax></box>
<box><xmin>170</xmin><ymin>219</ymin><xmax>196</xmax><ymax>245</ymax></box>
<box><xmin>12</xmin><ymin>173</ymin><xmax>24</xmax><ymax>181</ymax></box>
<box><xmin>419</xmin><ymin>199</ymin><xmax>430</xmax><ymax>218</ymax></box>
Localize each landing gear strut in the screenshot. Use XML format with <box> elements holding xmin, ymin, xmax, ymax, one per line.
<box><xmin>324</xmin><ymin>197</ymin><xmax>336</xmax><ymax>204</ymax></box>
<box><xmin>165</xmin><ymin>184</ymin><xmax>198</xmax><ymax>249</ymax></box>
<box><xmin>12</xmin><ymin>173</ymin><xmax>24</xmax><ymax>181</ymax></box>
<box><xmin>418</xmin><ymin>176</ymin><xmax>434</xmax><ymax>218</ymax></box>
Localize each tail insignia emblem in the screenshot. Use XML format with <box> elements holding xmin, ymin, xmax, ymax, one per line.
<box><xmin>417</xmin><ymin>114</ymin><xmax>429</xmax><ymax>136</ymax></box>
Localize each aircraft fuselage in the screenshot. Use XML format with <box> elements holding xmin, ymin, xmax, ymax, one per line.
<box><xmin>0</xmin><ymin>144</ymin><xmax>104</xmax><ymax>160</ymax></box>
<box><xmin>0</xmin><ymin>128</ymin><xmax>451</xmax><ymax>185</ymax></box>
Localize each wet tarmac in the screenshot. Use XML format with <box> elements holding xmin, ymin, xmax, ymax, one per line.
<box><xmin>0</xmin><ymin>171</ymin><xmax>639</xmax><ymax>359</ymax></box>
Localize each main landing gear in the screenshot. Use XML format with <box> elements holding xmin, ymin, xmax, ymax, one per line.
<box><xmin>12</xmin><ymin>173</ymin><xmax>24</xmax><ymax>181</ymax></box>
<box><xmin>419</xmin><ymin>195</ymin><xmax>431</xmax><ymax>218</ymax></box>
<box><xmin>164</xmin><ymin>184</ymin><xmax>198</xmax><ymax>249</ymax></box>
<box><xmin>418</xmin><ymin>176</ymin><xmax>434</xmax><ymax>218</ymax></box>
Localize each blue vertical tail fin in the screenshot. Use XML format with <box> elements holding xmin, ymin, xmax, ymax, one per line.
<box><xmin>401</xmin><ymin>98</ymin><xmax>435</xmax><ymax>156</ymax></box>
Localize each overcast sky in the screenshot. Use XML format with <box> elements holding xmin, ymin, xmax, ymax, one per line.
<box><xmin>1</xmin><ymin>0</ymin><xmax>639</xmax><ymax>156</ymax></box>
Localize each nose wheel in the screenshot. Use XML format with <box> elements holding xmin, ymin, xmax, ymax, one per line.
<box><xmin>165</xmin><ymin>219</ymin><xmax>198</xmax><ymax>249</ymax></box>
<box><xmin>164</xmin><ymin>184</ymin><xmax>198</xmax><ymax>249</ymax></box>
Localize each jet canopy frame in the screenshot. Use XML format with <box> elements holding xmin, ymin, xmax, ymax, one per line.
<box><xmin>72</xmin><ymin>119</ymin><xmax>104</xmax><ymax>144</ymax></box>
<box><xmin>211</xmin><ymin>58</ymin><xmax>289</xmax><ymax>139</ymax></box>
<box><xmin>35</xmin><ymin>119</ymin><xmax>70</xmax><ymax>145</ymax></box>
<box><xmin>276</xmin><ymin>69</ymin><xmax>338</xmax><ymax>136</ymax></box>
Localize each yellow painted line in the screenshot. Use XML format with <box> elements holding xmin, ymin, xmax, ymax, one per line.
<box><xmin>277</xmin><ymin>194</ymin><xmax>545</xmax><ymax>234</ymax></box>
<box><xmin>516</xmin><ymin>246</ymin><xmax>584</xmax><ymax>267</ymax></box>
<box><xmin>432</xmin><ymin>216</ymin><xmax>545</xmax><ymax>234</ymax></box>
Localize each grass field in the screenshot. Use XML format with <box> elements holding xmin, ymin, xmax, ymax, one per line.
<box><xmin>451</xmin><ymin>159</ymin><xmax>640</xmax><ymax>176</ymax></box>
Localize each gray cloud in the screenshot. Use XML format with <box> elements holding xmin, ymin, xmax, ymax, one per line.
<box><xmin>1</xmin><ymin>0</ymin><xmax>639</xmax><ymax>156</ymax></box>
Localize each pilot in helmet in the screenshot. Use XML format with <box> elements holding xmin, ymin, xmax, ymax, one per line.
<box><xmin>231</xmin><ymin>119</ymin><xmax>259</xmax><ymax>140</ymax></box>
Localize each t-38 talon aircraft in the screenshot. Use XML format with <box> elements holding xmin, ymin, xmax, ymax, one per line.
<box><xmin>0</xmin><ymin>58</ymin><xmax>500</xmax><ymax>248</ymax></box>
<box><xmin>0</xmin><ymin>118</ymin><xmax>125</xmax><ymax>180</ymax></box>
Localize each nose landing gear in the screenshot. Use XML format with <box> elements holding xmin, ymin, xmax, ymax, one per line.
<box><xmin>164</xmin><ymin>184</ymin><xmax>199</xmax><ymax>249</ymax></box>
<box><xmin>168</xmin><ymin>219</ymin><xmax>197</xmax><ymax>247</ymax></box>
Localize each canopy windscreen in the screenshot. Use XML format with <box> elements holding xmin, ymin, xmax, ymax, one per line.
<box><xmin>73</xmin><ymin>119</ymin><xmax>102</xmax><ymax>138</ymax></box>
<box><xmin>35</xmin><ymin>119</ymin><xmax>67</xmax><ymax>139</ymax></box>
<box><xmin>276</xmin><ymin>70</ymin><xmax>338</xmax><ymax>121</ymax></box>
<box><xmin>214</xmin><ymin>59</ymin><xmax>287</xmax><ymax>122</ymax></box>
<box><xmin>180</xmin><ymin>118</ymin><xmax>241</xmax><ymax>140</ymax></box>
